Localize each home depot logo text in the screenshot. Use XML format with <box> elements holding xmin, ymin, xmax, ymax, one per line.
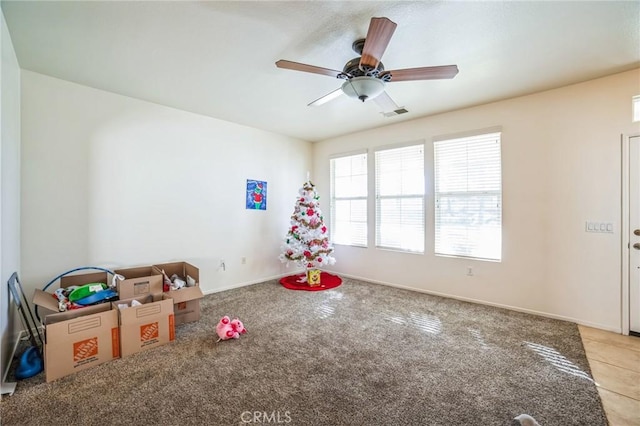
<box><xmin>140</xmin><ymin>322</ymin><xmax>159</xmax><ymax>342</ymax></box>
<box><xmin>73</xmin><ymin>337</ymin><xmax>98</xmax><ymax>362</ymax></box>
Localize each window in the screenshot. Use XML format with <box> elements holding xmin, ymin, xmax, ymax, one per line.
<box><xmin>633</xmin><ymin>95</ymin><xmax>640</xmax><ymax>122</ymax></box>
<box><xmin>375</xmin><ymin>143</ymin><xmax>425</xmax><ymax>253</ymax></box>
<box><xmin>330</xmin><ymin>152</ymin><xmax>367</xmax><ymax>247</ymax></box>
<box><xmin>434</xmin><ymin>132</ymin><xmax>502</xmax><ymax>261</ymax></box>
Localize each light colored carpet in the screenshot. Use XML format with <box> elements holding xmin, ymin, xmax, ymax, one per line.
<box><xmin>1</xmin><ymin>278</ymin><xmax>607</xmax><ymax>425</ymax></box>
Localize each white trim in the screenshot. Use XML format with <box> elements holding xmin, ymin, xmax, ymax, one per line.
<box><xmin>622</xmin><ymin>132</ymin><xmax>640</xmax><ymax>336</ymax></box>
<box><xmin>328</xmin><ymin>148</ymin><xmax>367</xmax><ymax>160</ymax></box>
<box><xmin>205</xmin><ymin>268</ymin><xmax>622</xmax><ymax>334</ymax></box>
<box><xmin>432</xmin><ymin>126</ymin><xmax>503</xmax><ymax>143</ymax></box>
<box><xmin>372</xmin><ymin>139</ymin><xmax>425</xmax><ymax>153</ymax></box>
<box><xmin>2</xmin><ymin>330</ymin><xmax>25</xmax><ymax>386</ymax></box>
<box><xmin>202</xmin><ymin>270</ymin><xmax>305</xmax><ymax>295</ymax></box>
<box><xmin>334</xmin><ymin>271</ymin><xmax>622</xmax><ymax>333</ymax></box>
<box><xmin>622</xmin><ymin>134</ymin><xmax>630</xmax><ymax>335</ymax></box>
<box><xmin>1</xmin><ymin>382</ymin><xmax>17</xmax><ymax>396</ymax></box>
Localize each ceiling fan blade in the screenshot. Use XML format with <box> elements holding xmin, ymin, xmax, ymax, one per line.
<box><xmin>359</xmin><ymin>17</ymin><xmax>397</xmax><ymax>71</ymax></box>
<box><xmin>373</xmin><ymin>91</ymin><xmax>409</xmax><ymax>117</ymax></box>
<box><xmin>276</xmin><ymin>60</ymin><xmax>344</xmax><ymax>78</ymax></box>
<box><xmin>380</xmin><ymin>65</ymin><xmax>459</xmax><ymax>82</ymax></box>
<box><xmin>308</xmin><ymin>88</ymin><xmax>344</xmax><ymax>107</ymax></box>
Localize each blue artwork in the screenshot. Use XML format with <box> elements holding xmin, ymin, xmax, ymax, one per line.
<box><xmin>246</xmin><ymin>179</ymin><xmax>267</xmax><ymax>210</ymax></box>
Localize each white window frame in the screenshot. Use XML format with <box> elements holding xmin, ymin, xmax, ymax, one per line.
<box><xmin>433</xmin><ymin>131</ymin><xmax>502</xmax><ymax>261</ymax></box>
<box><xmin>374</xmin><ymin>142</ymin><xmax>425</xmax><ymax>253</ymax></box>
<box><xmin>329</xmin><ymin>151</ymin><xmax>368</xmax><ymax>247</ymax></box>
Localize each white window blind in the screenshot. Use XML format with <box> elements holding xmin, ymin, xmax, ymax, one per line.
<box><xmin>375</xmin><ymin>144</ymin><xmax>425</xmax><ymax>253</ymax></box>
<box><xmin>434</xmin><ymin>132</ymin><xmax>502</xmax><ymax>261</ymax></box>
<box><xmin>330</xmin><ymin>153</ymin><xmax>368</xmax><ymax>247</ymax></box>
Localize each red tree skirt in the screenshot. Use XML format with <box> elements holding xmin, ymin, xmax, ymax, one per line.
<box><xmin>279</xmin><ymin>272</ymin><xmax>342</xmax><ymax>291</ymax></box>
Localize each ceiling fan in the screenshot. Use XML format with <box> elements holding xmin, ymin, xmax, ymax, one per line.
<box><xmin>276</xmin><ymin>17</ymin><xmax>459</xmax><ymax>116</ymax></box>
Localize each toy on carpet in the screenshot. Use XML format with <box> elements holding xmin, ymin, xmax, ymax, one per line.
<box><xmin>216</xmin><ymin>316</ymin><xmax>247</xmax><ymax>342</ymax></box>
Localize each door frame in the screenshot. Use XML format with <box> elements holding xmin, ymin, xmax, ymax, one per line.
<box><xmin>622</xmin><ymin>132</ymin><xmax>639</xmax><ymax>336</ymax></box>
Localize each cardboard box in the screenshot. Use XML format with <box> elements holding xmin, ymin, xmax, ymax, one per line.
<box><xmin>42</xmin><ymin>309</ymin><xmax>119</xmax><ymax>382</ymax></box>
<box><xmin>114</xmin><ymin>266</ymin><xmax>163</xmax><ymax>299</ymax></box>
<box><xmin>32</xmin><ymin>271</ymin><xmax>120</xmax><ymax>382</ymax></box>
<box><xmin>152</xmin><ymin>262</ymin><xmax>203</xmax><ymax>325</ymax></box>
<box><xmin>114</xmin><ymin>294</ymin><xmax>175</xmax><ymax>357</ymax></box>
<box><xmin>169</xmin><ymin>294</ymin><xmax>201</xmax><ymax>326</ymax></box>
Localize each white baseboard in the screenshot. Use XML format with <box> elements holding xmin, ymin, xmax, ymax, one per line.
<box><xmin>334</xmin><ymin>272</ymin><xmax>622</xmax><ymax>334</ymax></box>
<box><xmin>199</xmin><ymin>270</ymin><xmax>621</xmax><ymax>334</ymax></box>
<box><xmin>2</xmin><ymin>330</ymin><xmax>25</xmax><ymax>385</ymax></box>
<box><xmin>202</xmin><ymin>270</ymin><xmax>304</xmax><ymax>295</ymax></box>
<box><xmin>1</xmin><ymin>382</ymin><xmax>17</xmax><ymax>397</ymax></box>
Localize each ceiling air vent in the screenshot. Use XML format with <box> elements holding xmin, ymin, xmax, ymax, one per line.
<box><xmin>382</xmin><ymin>108</ymin><xmax>409</xmax><ymax>117</ymax></box>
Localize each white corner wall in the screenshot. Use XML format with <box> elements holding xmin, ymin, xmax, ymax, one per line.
<box><xmin>21</xmin><ymin>71</ymin><xmax>312</xmax><ymax>300</ymax></box>
<box><xmin>314</xmin><ymin>69</ymin><xmax>640</xmax><ymax>332</ymax></box>
<box><xmin>1</xmin><ymin>9</ymin><xmax>21</xmax><ymax>382</ymax></box>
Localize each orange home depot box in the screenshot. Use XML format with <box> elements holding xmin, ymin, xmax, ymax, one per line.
<box><xmin>152</xmin><ymin>262</ymin><xmax>203</xmax><ymax>325</ymax></box>
<box><xmin>115</xmin><ymin>294</ymin><xmax>175</xmax><ymax>357</ymax></box>
<box><xmin>42</xmin><ymin>308</ymin><xmax>120</xmax><ymax>383</ymax></box>
<box><xmin>114</xmin><ymin>266</ymin><xmax>163</xmax><ymax>299</ymax></box>
<box><xmin>32</xmin><ymin>270</ymin><xmax>120</xmax><ymax>382</ymax></box>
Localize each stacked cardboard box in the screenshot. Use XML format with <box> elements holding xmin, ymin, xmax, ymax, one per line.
<box><xmin>114</xmin><ymin>266</ymin><xmax>163</xmax><ymax>299</ymax></box>
<box><xmin>152</xmin><ymin>262</ymin><xmax>203</xmax><ymax>325</ymax></box>
<box><xmin>32</xmin><ymin>271</ymin><xmax>120</xmax><ymax>383</ymax></box>
<box><xmin>114</xmin><ymin>294</ymin><xmax>175</xmax><ymax>357</ymax></box>
<box><xmin>32</xmin><ymin>261</ymin><xmax>202</xmax><ymax>382</ymax></box>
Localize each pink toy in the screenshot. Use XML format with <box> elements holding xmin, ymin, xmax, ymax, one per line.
<box><xmin>216</xmin><ymin>316</ymin><xmax>247</xmax><ymax>342</ymax></box>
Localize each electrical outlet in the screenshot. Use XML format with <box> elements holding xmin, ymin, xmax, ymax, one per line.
<box><xmin>467</xmin><ymin>266</ymin><xmax>473</xmax><ymax>276</ymax></box>
<box><xmin>219</xmin><ymin>258</ymin><xmax>226</xmax><ymax>271</ymax></box>
<box><xmin>241</xmin><ymin>257</ymin><xmax>247</xmax><ymax>265</ymax></box>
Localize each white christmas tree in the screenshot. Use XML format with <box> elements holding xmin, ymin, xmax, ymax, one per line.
<box><xmin>279</xmin><ymin>180</ymin><xmax>336</xmax><ymax>274</ymax></box>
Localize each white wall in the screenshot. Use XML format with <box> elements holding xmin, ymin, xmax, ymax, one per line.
<box><xmin>21</xmin><ymin>71</ymin><xmax>312</xmax><ymax>301</ymax></box>
<box><xmin>1</xmin><ymin>9</ymin><xmax>21</xmax><ymax>381</ymax></box>
<box><xmin>17</xmin><ymin>66</ymin><xmax>640</xmax><ymax>335</ymax></box>
<box><xmin>314</xmin><ymin>69</ymin><xmax>640</xmax><ymax>332</ymax></box>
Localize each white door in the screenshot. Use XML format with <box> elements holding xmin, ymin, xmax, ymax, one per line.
<box><xmin>630</xmin><ymin>135</ymin><xmax>640</xmax><ymax>334</ymax></box>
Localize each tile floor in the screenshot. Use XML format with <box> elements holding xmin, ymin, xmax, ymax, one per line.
<box><xmin>579</xmin><ymin>325</ymin><xmax>640</xmax><ymax>426</ymax></box>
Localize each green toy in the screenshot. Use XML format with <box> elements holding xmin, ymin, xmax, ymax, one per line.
<box><xmin>68</xmin><ymin>283</ymin><xmax>107</xmax><ymax>303</ymax></box>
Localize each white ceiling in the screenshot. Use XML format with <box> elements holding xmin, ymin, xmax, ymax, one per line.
<box><xmin>2</xmin><ymin>1</ymin><xmax>639</xmax><ymax>142</ymax></box>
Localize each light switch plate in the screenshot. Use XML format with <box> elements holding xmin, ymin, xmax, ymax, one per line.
<box><xmin>585</xmin><ymin>221</ymin><xmax>614</xmax><ymax>233</ymax></box>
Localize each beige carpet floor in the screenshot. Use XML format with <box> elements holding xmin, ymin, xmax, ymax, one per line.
<box><xmin>1</xmin><ymin>277</ymin><xmax>607</xmax><ymax>425</ymax></box>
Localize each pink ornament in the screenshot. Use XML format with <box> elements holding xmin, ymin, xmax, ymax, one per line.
<box><xmin>321</xmin><ymin>226</ymin><xmax>327</xmax><ymax>233</ymax></box>
<box><xmin>307</xmin><ymin>208</ymin><xmax>314</xmax><ymax>216</ymax></box>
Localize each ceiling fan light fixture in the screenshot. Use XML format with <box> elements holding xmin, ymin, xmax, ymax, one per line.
<box><xmin>342</xmin><ymin>77</ymin><xmax>385</xmax><ymax>102</ymax></box>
